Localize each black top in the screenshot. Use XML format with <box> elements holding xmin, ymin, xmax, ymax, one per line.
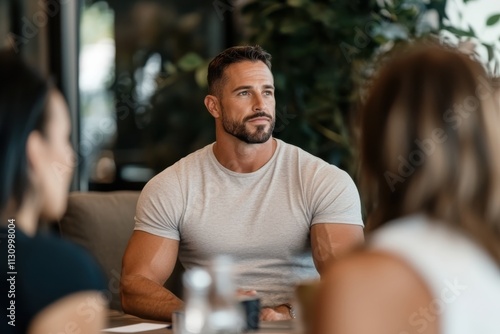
<box><xmin>0</xmin><ymin>224</ymin><xmax>106</xmax><ymax>333</ymax></box>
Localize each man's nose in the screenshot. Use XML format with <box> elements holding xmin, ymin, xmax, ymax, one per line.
<box><xmin>252</xmin><ymin>94</ymin><xmax>265</xmax><ymax>111</ymax></box>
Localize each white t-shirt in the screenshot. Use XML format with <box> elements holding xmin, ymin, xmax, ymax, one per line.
<box><xmin>370</xmin><ymin>214</ymin><xmax>500</xmax><ymax>334</ymax></box>
<box><xmin>135</xmin><ymin>139</ymin><xmax>363</xmax><ymax>306</ymax></box>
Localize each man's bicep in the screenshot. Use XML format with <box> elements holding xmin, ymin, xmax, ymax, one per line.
<box><xmin>311</xmin><ymin>223</ymin><xmax>364</xmax><ymax>275</ymax></box>
<box><xmin>311</xmin><ymin>167</ymin><xmax>363</xmax><ymax>227</ymax></box>
<box><xmin>134</xmin><ymin>177</ymin><xmax>183</xmax><ymax>240</ymax></box>
<box><xmin>122</xmin><ymin>230</ymin><xmax>179</xmax><ymax>285</ymax></box>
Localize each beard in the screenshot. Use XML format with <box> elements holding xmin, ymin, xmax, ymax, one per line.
<box><xmin>221</xmin><ymin>109</ymin><xmax>275</xmax><ymax>144</ymax></box>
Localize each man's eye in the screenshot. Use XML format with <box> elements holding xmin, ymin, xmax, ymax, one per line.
<box><xmin>264</xmin><ymin>91</ymin><xmax>273</xmax><ymax>96</ymax></box>
<box><xmin>238</xmin><ymin>91</ymin><xmax>248</xmax><ymax>96</ymax></box>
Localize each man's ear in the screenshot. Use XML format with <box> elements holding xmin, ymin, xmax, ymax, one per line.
<box><xmin>204</xmin><ymin>95</ymin><xmax>221</xmax><ymax>118</ymax></box>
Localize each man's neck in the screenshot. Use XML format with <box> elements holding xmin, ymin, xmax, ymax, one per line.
<box><xmin>213</xmin><ymin>137</ymin><xmax>277</xmax><ymax>173</ymax></box>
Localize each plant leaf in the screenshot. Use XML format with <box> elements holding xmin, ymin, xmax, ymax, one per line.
<box><xmin>486</xmin><ymin>13</ymin><xmax>500</xmax><ymax>26</ymax></box>
<box><xmin>482</xmin><ymin>43</ymin><xmax>494</xmax><ymax>62</ymax></box>
<box><xmin>177</xmin><ymin>52</ymin><xmax>204</xmax><ymax>72</ymax></box>
<box><xmin>444</xmin><ymin>26</ymin><xmax>476</xmax><ymax>38</ymax></box>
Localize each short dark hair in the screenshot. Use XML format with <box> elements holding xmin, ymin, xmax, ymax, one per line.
<box><xmin>207</xmin><ymin>45</ymin><xmax>272</xmax><ymax>96</ymax></box>
<box><xmin>0</xmin><ymin>50</ymin><xmax>50</xmax><ymax>212</ymax></box>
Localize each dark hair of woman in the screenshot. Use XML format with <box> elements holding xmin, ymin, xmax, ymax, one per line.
<box><xmin>0</xmin><ymin>50</ymin><xmax>51</xmax><ymax>214</ymax></box>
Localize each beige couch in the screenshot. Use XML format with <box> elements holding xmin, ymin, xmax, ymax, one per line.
<box><xmin>58</xmin><ymin>191</ymin><xmax>183</xmax><ymax>311</ymax></box>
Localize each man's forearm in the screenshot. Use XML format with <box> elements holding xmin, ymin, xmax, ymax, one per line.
<box><xmin>311</xmin><ymin>224</ymin><xmax>365</xmax><ymax>276</ymax></box>
<box><xmin>121</xmin><ymin>274</ymin><xmax>183</xmax><ymax>321</ymax></box>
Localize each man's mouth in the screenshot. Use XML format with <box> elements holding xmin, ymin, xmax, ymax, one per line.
<box><xmin>248</xmin><ymin>116</ymin><xmax>270</xmax><ymax>122</ymax></box>
<box><xmin>246</xmin><ymin>113</ymin><xmax>272</xmax><ymax>123</ymax></box>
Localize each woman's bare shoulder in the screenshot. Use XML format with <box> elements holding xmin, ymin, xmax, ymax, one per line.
<box><xmin>312</xmin><ymin>250</ymin><xmax>439</xmax><ymax>334</ymax></box>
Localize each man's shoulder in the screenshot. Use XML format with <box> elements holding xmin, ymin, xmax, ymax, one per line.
<box><xmin>143</xmin><ymin>143</ymin><xmax>214</xmax><ymax>188</ymax></box>
<box><xmin>276</xmin><ymin>139</ymin><xmax>355</xmax><ymax>189</ymax></box>
<box><xmin>156</xmin><ymin>143</ymin><xmax>213</xmax><ymax>175</ymax></box>
<box><xmin>173</xmin><ymin>143</ymin><xmax>213</xmax><ymax>168</ymax></box>
<box><xmin>277</xmin><ymin>139</ymin><xmax>340</xmax><ymax>170</ymax></box>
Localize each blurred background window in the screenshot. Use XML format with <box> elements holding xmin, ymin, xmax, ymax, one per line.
<box><xmin>79</xmin><ymin>0</ymin><xmax>227</xmax><ymax>191</ymax></box>
<box><xmin>80</xmin><ymin>1</ymin><xmax>115</xmax><ymax>189</ymax></box>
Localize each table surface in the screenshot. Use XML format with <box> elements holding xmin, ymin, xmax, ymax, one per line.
<box><xmin>103</xmin><ymin>310</ymin><xmax>296</xmax><ymax>334</ymax></box>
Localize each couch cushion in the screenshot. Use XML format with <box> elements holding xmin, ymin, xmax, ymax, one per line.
<box><xmin>59</xmin><ymin>191</ymin><xmax>184</xmax><ymax>311</ymax></box>
<box><xmin>59</xmin><ymin>191</ymin><xmax>140</xmax><ymax>310</ymax></box>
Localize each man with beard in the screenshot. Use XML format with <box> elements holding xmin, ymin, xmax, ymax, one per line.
<box><xmin>120</xmin><ymin>46</ymin><xmax>364</xmax><ymax>322</ymax></box>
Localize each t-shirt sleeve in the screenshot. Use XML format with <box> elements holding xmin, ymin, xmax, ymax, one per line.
<box><xmin>309</xmin><ymin>165</ymin><xmax>364</xmax><ymax>227</ymax></box>
<box><xmin>134</xmin><ymin>166</ymin><xmax>183</xmax><ymax>240</ymax></box>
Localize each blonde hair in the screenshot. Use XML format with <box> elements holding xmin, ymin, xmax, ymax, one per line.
<box><xmin>358</xmin><ymin>43</ymin><xmax>500</xmax><ymax>264</ymax></box>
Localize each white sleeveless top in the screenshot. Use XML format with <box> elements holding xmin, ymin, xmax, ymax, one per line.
<box><xmin>369</xmin><ymin>214</ymin><xmax>500</xmax><ymax>334</ymax></box>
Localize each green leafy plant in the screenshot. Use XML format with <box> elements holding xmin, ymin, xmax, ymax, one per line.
<box><xmin>141</xmin><ymin>0</ymin><xmax>499</xmax><ymax>175</ymax></box>
<box><xmin>238</xmin><ymin>0</ymin><xmax>499</xmax><ymax>172</ymax></box>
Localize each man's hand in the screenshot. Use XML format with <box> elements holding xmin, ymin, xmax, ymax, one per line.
<box><xmin>236</xmin><ymin>291</ymin><xmax>291</xmax><ymax>321</ymax></box>
<box><xmin>260</xmin><ymin>305</ymin><xmax>291</xmax><ymax>321</ymax></box>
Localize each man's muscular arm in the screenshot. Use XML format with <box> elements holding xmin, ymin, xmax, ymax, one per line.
<box><xmin>120</xmin><ymin>231</ymin><xmax>183</xmax><ymax>321</ymax></box>
<box><xmin>311</xmin><ymin>223</ymin><xmax>364</xmax><ymax>275</ymax></box>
